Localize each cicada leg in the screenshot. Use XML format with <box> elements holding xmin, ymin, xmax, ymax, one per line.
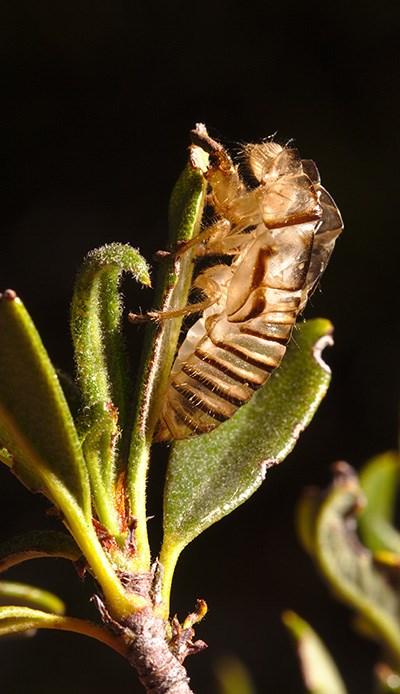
<box><xmin>128</xmin><ymin>273</ymin><xmax>222</xmax><ymax>324</ymax></box>
<box><xmin>154</xmin><ymin>218</ymin><xmax>234</xmax><ymax>262</ymax></box>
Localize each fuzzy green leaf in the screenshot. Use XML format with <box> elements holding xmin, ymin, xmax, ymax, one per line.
<box><xmin>358</xmin><ymin>452</ymin><xmax>400</xmax><ymax>555</ymax></box>
<box><xmin>78</xmin><ymin>400</ymin><xmax>122</xmax><ymax>537</ymax></box>
<box><xmin>0</xmin><ymin>581</ymin><xmax>65</xmax><ymax>615</ymax></box>
<box><xmin>0</xmin><ymin>605</ymin><xmax>62</xmax><ymax>637</ymax></box>
<box><xmin>283</xmin><ymin>611</ymin><xmax>347</xmax><ymax>694</ymax></box>
<box><xmin>298</xmin><ymin>463</ymin><xmax>400</xmax><ymax>666</ymax></box>
<box><xmin>56</xmin><ymin>369</ymin><xmax>82</xmax><ymax>419</ymax></box>
<box><xmin>0</xmin><ymin>531</ymin><xmax>81</xmax><ymax>573</ymax></box>
<box><xmin>161</xmin><ymin>319</ymin><xmax>333</xmax><ymax>603</ymax></box>
<box><xmin>0</xmin><ymin>397</ymin><xmax>41</xmax><ymax>492</ymax></box>
<box><xmin>128</xmin><ymin>145</ymin><xmax>208</xmax><ymax>450</ymax></box>
<box><xmin>0</xmin><ymin>291</ymin><xmax>138</xmax><ymax>619</ymax></box>
<box><xmin>0</xmin><ymin>290</ymin><xmax>91</xmax><ymax>518</ymax></box>
<box><xmin>70</xmin><ymin>243</ymin><xmax>150</xmax><ymax>534</ymax></box>
<box><xmin>71</xmin><ymin>242</ymin><xmax>150</xmax><ymax>423</ymax></box>
<box><xmin>127</xmin><ymin>146</ymin><xmax>208</xmax><ymax>568</ymax></box>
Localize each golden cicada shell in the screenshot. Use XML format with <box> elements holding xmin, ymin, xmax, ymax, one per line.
<box><xmin>155</xmin><ymin>125</ymin><xmax>343</xmax><ymax>441</ymax></box>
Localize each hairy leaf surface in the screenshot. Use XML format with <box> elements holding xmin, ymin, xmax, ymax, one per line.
<box><xmin>161</xmin><ymin>319</ymin><xmax>333</xmax><ymax>596</ymax></box>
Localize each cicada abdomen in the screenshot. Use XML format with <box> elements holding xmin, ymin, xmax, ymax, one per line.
<box><xmin>155</xmin><ymin>132</ymin><xmax>343</xmax><ymax>441</ymax></box>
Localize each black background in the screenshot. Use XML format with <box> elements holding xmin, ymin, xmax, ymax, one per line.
<box><xmin>1</xmin><ymin>1</ymin><xmax>399</xmax><ymax>692</ymax></box>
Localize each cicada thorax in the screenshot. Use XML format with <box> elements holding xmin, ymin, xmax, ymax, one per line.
<box><xmin>155</xmin><ymin>136</ymin><xmax>343</xmax><ymax>441</ymax></box>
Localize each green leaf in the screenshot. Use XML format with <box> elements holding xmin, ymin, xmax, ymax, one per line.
<box><xmin>56</xmin><ymin>369</ymin><xmax>82</xmax><ymax>419</ymax></box>
<box><xmin>70</xmin><ymin>243</ymin><xmax>150</xmax><ymax>535</ymax></box>
<box><xmin>129</xmin><ymin>145</ymin><xmax>208</xmax><ymax>449</ymax></box>
<box><xmin>0</xmin><ymin>291</ymin><xmax>143</xmax><ymax>620</ymax></box>
<box><xmin>79</xmin><ymin>401</ymin><xmax>123</xmax><ymax>538</ymax></box>
<box><xmin>0</xmin><ymin>581</ymin><xmax>65</xmax><ymax>615</ymax></box>
<box><xmin>214</xmin><ymin>655</ymin><xmax>257</xmax><ymax>694</ymax></box>
<box><xmin>160</xmin><ymin>319</ymin><xmax>333</xmax><ymax>607</ymax></box>
<box><xmin>0</xmin><ymin>531</ymin><xmax>81</xmax><ymax>573</ymax></box>
<box><xmin>0</xmin><ymin>606</ymin><xmax>128</xmax><ymax>654</ymax></box>
<box><xmin>298</xmin><ymin>463</ymin><xmax>400</xmax><ymax>667</ymax></box>
<box><xmin>295</xmin><ymin>490</ymin><xmax>321</xmax><ymax>558</ymax></box>
<box><xmin>127</xmin><ymin>145</ymin><xmax>208</xmax><ymax>568</ymax></box>
<box><xmin>0</xmin><ymin>290</ymin><xmax>91</xmax><ymax>518</ymax></box>
<box><xmin>0</xmin><ymin>416</ymin><xmax>41</xmax><ymax>489</ymax></box>
<box><xmin>283</xmin><ymin>611</ymin><xmax>347</xmax><ymax>694</ymax></box>
<box><xmin>358</xmin><ymin>451</ymin><xmax>400</xmax><ymax>555</ymax></box>
<box><xmin>71</xmin><ymin>242</ymin><xmax>150</xmax><ymax>423</ymax></box>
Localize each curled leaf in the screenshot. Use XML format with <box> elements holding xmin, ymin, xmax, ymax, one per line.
<box><xmin>71</xmin><ymin>242</ymin><xmax>150</xmax><ymax>422</ymax></box>
<box><xmin>70</xmin><ymin>244</ymin><xmax>150</xmax><ymax>535</ymax></box>
<box><xmin>297</xmin><ymin>462</ymin><xmax>400</xmax><ymax>666</ymax></box>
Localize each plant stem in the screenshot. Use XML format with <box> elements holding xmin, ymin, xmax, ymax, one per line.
<box><xmin>159</xmin><ymin>541</ymin><xmax>183</xmax><ymax>618</ymax></box>
<box><xmin>123</xmin><ymin>608</ymin><xmax>194</xmax><ymax>694</ymax></box>
<box><xmin>46</xmin><ymin>479</ymin><xmax>147</xmax><ymax>618</ymax></box>
<box><xmin>127</xmin><ymin>436</ymin><xmax>152</xmax><ymax>570</ymax></box>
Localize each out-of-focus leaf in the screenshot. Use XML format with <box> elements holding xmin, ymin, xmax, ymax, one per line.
<box><xmin>0</xmin><ymin>606</ymin><xmax>127</xmax><ymax>654</ymax></box>
<box><xmin>127</xmin><ymin>144</ymin><xmax>208</xmax><ymax>568</ymax></box>
<box><xmin>0</xmin><ymin>290</ymin><xmax>91</xmax><ymax>517</ymax></box>
<box><xmin>298</xmin><ymin>463</ymin><xmax>400</xmax><ymax>666</ymax></box>
<box><xmin>295</xmin><ymin>489</ymin><xmax>321</xmax><ymax>557</ymax></box>
<box><xmin>283</xmin><ymin>610</ymin><xmax>347</xmax><ymax>694</ymax></box>
<box><xmin>215</xmin><ymin>655</ymin><xmax>257</xmax><ymax>694</ymax></box>
<box><xmin>161</xmin><ymin>319</ymin><xmax>332</xmax><ymax>605</ymax></box>
<box><xmin>0</xmin><ymin>531</ymin><xmax>81</xmax><ymax>573</ymax></box>
<box><xmin>0</xmin><ymin>581</ymin><xmax>65</xmax><ymax>615</ymax></box>
<box><xmin>358</xmin><ymin>451</ymin><xmax>400</xmax><ymax>555</ymax></box>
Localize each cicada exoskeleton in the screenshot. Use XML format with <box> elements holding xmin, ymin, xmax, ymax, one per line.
<box><xmin>152</xmin><ymin>125</ymin><xmax>343</xmax><ymax>440</ymax></box>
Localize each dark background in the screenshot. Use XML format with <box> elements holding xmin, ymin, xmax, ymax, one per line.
<box><xmin>1</xmin><ymin>1</ymin><xmax>399</xmax><ymax>692</ymax></box>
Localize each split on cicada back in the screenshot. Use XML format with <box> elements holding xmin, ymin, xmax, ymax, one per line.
<box><xmin>155</xmin><ymin>125</ymin><xmax>343</xmax><ymax>441</ymax></box>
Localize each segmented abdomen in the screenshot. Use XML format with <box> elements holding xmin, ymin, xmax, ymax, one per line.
<box><xmin>156</xmin><ymin>223</ymin><xmax>313</xmax><ymax>440</ymax></box>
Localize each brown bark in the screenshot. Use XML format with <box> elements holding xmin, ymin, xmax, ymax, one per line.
<box><xmin>122</xmin><ymin>608</ymin><xmax>194</xmax><ymax>694</ymax></box>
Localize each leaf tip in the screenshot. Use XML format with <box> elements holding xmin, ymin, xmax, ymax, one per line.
<box><xmin>331</xmin><ymin>460</ymin><xmax>359</xmax><ymax>484</ymax></box>
<box><xmin>312</xmin><ymin>324</ymin><xmax>334</xmax><ymax>373</ymax></box>
<box><xmin>189</xmin><ymin>145</ymin><xmax>209</xmax><ymax>174</ymax></box>
<box><xmin>0</xmin><ymin>289</ymin><xmax>18</xmax><ymax>302</ymax></box>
